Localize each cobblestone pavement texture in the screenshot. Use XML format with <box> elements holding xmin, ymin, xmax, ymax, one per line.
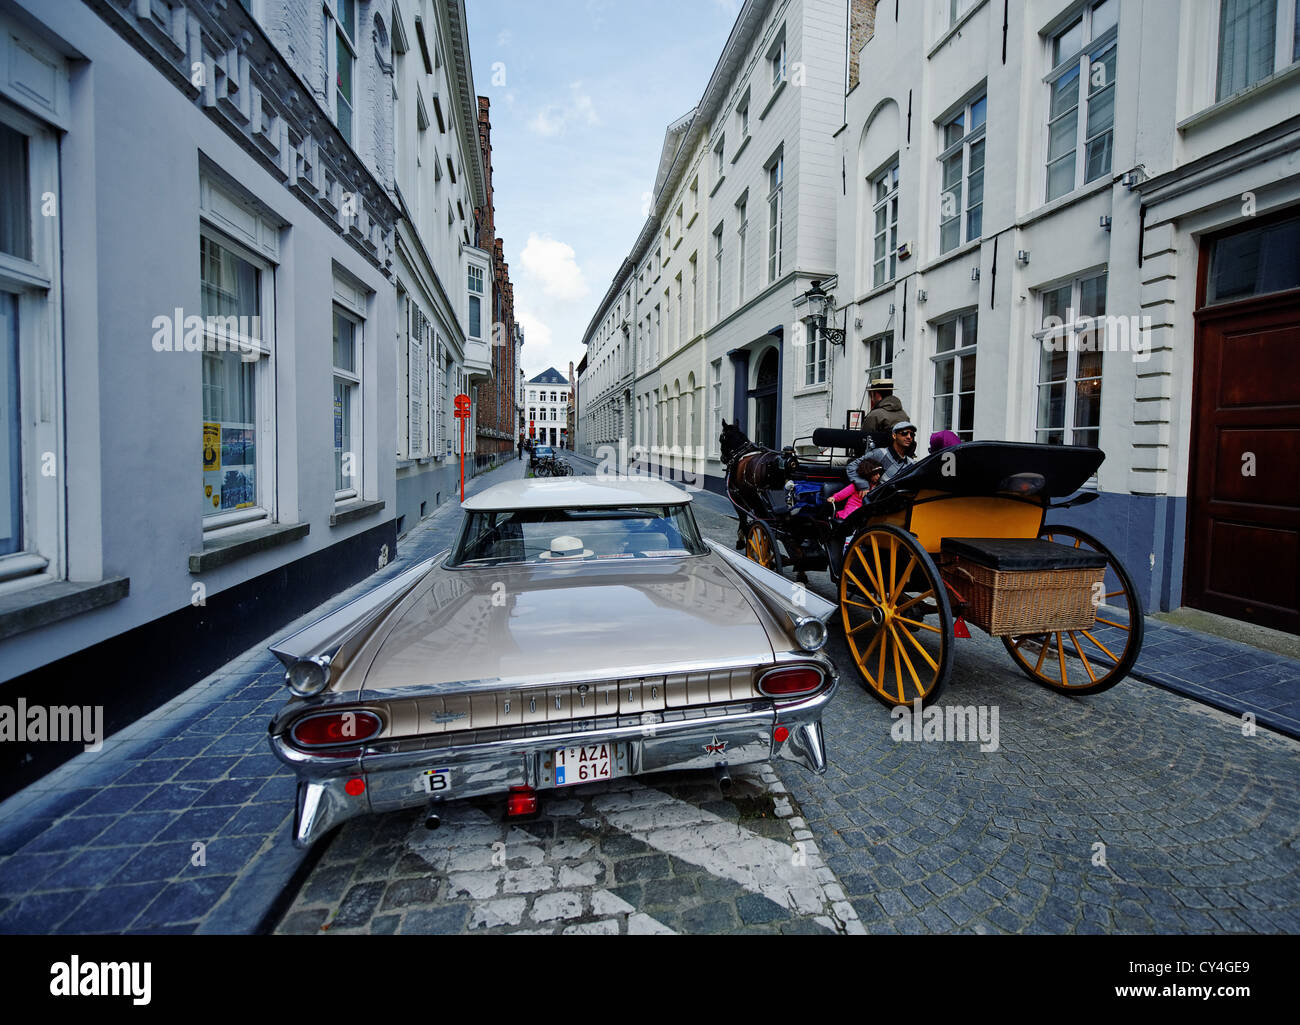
<box><xmin>2</xmin><ymin>452</ymin><xmax>1298</xmax><ymax>934</ymax></box>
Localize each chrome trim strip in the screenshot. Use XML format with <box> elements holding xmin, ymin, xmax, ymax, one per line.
<box><xmin>707</xmin><ymin>540</ymin><xmax>838</xmax><ymax>623</ymax></box>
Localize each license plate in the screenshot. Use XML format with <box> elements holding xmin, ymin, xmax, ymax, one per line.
<box><xmin>554</xmin><ymin>743</ymin><xmax>613</xmax><ymax>787</ymax></box>
<box><xmin>421</xmin><ymin>769</ymin><xmax>451</xmax><ymax>795</ymax></box>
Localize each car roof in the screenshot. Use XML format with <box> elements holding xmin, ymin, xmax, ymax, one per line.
<box><xmin>463</xmin><ymin>477</ymin><xmax>692</xmax><ymax>511</ymax></box>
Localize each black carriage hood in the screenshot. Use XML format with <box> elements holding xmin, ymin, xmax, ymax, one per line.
<box><xmin>868</xmin><ymin>442</ymin><xmax>1104</xmax><ymax>503</ymax></box>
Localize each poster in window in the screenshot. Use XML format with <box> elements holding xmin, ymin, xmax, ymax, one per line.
<box><xmin>203</xmin><ymin>423</ymin><xmax>256</xmax><ymax>514</ymax></box>
<box><xmin>203</xmin><ymin>423</ymin><xmax>221</xmax><ymax>472</ymax></box>
<box><xmin>334</xmin><ymin>397</ymin><xmax>344</xmax><ymax>450</ymax></box>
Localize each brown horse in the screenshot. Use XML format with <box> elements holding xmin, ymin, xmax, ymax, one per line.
<box><xmin>721</xmin><ymin>420</ymin><xmax>796</xmax><ymax>550</ymax></box>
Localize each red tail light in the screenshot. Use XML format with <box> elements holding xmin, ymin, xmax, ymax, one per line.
<box><xmin>291</xmin><ymin>710</ymin><xmax>383</xmax><ymax>748</ymax></box>
<box><xmin>758</xmin><ymin>667</ymin><xmax>825</xmax><ymax>698</ymax></box>
<box><xmin>507</xmin><ymin>786</ymin><xmax>537</xmax><ymax>817</ymax></box>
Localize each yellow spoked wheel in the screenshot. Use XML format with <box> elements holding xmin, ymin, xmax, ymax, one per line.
<box><xmin>744</xmin><ymin>522</ymin><xmax>783</xmax><ymax>574</ymax></box>
<box><xmin>839</xmin><ymin>525</ymin><xmax>953</xmax><ymax>707</ymax></box>
<box><xmin>1002</xmin><ymin>526</ymin><xmax>1144</xmax><ymax>695</ymax></box>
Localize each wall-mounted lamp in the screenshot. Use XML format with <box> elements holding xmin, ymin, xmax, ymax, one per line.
<box><xmin>887</xmin><ymin>304</ymin><xmax>895</xmax><ymax>316</ymax></box>
<box><xmin>799</xmin><ymin>279</ymin><xmax>846</xmax><ymax>347</ymax></box>
<box><xmin>1016</xmin><ymin>250</ymin><xmax>1030</xmax><ymax>265</ymax></box>
<box><xmin>1100</xmin><ymin>215</ymin><xmax>1113</xmax><ymax>232</ymax></box>
<box><xmin>1120</xmin><ymin>167</ymin><xmax>1146</xmax><ymax>189</ymax></box>
<box><xmin>971</xmin><ymin>267</ymin><xmax>981</xmax><ymax>282</ymax></box>
<box><xmin>916</xmin><ymin>289</ymin><xmax>928</xmax><ymax>303</ymax></box>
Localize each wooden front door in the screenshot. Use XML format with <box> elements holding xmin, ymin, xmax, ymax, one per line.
<box><xmin>1187</xmin><ymin>292</ymin><xmax>1300</xmax><ymax>634</ymax></box>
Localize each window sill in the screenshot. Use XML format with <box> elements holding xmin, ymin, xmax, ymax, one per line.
<box><xmin>686</xmin><ymin>211</ymin><xmax>699</xmax><ymax>229</ymax></box>
<box><xmin>731</xmin><ymin>134</ymin><xmax>752</xmax><ymax>164</ymax></box>
<box><xmin>331</xmin><ymin>499</ymin><xmax>386</xmax><ymax>527</ymax></box>
<box><xmin>759</xmin><ymin>79</ymin><xmax>787</xmax><ymax>121</ymax></box>
<box><xmin>1017</xmin><ymin>176</ymin><xmax>1112</xmax><ymax>229</ymax></box>
<box><xmin>673</xmin><ymin>237</ymin><xmax>683</xmax><ymax>251</ymax></box>
<box><xmin>0</xmin><ymin>577</ymin><xmax>130</xmax><ymax>643</ymax></box>
<box><xmin>795</xmin><ymin>382</ymin><xmax>830</xmax><ymax>397</ymax></box>
<box><xmin>919</xmin><ymin>237</ymin><xmax>981</xmax><ymax>274</ymax></box>
<box><xmin>190</xmin><ymin>522</ymin><xmax>310</xmax><ymax>574</ymax></box>
<box><xmin>709</xmin><ymin>174</ymin><xmax>727</xmax><ymax>198</ymax></box>
<box><xmin>1178</xmin><ymin>62</ymin><xmax>1300</xmax><ymax>133</ymax></box>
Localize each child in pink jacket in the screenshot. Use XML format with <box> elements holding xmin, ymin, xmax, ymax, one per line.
<box><xmin>829</xmin><ymin>458</ymin><xmax>883</xmax><ymax>520</ymax></box>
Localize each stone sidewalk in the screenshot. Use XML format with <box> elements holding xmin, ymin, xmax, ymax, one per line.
<box><xmin>0</xmin><ymin>457</ymin><xmax>528</xmax><ymax>935</ymax></box>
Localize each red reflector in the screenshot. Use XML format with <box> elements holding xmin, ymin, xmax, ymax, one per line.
<box><xmin>954</xmin><ymin>617</ymin><xmax>972</xmax><ymax>639</ymax></box>
<box><xmin>774</xmin><ymin>726</ymin><xmax>790</xmax><ymax>744</ymax></box>
<box><xmin>291</xmin><ymin>711</ymin><xmax>383</xmax><ymax>747</ymax></box>
<box><xmin>345</xmin><ymin>778</ymin><xmax>365</xmax><ymax>797</ymax></box>
<box><xmin>507</xmin><ymin>786</ymin><xmax>537</xmax><ymax>817</ymax></box>
<box><xmin>759</xmin><ymin>667</ymin><xmax>823</xmax><ymax>697</ymax></box>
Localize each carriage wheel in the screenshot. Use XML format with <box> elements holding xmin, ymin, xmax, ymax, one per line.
<box><xmin>1001</xmin><ymin>526</ymin><xmax>1144</xmax><ymax>695</ymax></box>
<box><xmin>744</xmin><ymin>522</ymin><xmax>783</xmax><ymax>574</ymax></box>
<box><xmin>839</xmin><ymin>525</ymin><xmax>953</xmax><ymax>707</ymax></box>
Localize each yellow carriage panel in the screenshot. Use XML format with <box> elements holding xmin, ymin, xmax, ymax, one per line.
<box><xmin>897</xmin><ymin>493</ymin><xmax>1044</xmax><ymax>554</ymax></box>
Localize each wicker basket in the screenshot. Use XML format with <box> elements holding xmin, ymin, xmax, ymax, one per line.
<box><xmin>941</xmin><ymin>558</ymin><xmax>1104</xmax><ymax>637</ymax></box>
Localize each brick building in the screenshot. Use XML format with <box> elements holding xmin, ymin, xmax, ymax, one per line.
<box><xmin>475</xmin><ymin>96</ymin><xmax>521</xmax><ymax>456</ymax></box>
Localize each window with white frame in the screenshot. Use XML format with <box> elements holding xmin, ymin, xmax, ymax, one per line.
<box><xmin>1045</xmin><ymin>0</ymin><xmax>1117</xmax><ymax>203</ymax></box>
<box><xmin>767</xmin><ymin>151</ymin><xmax>784</xmax><ymax>283</ymax></box>
<box><xmin>770</xmin><ymin>34</ymin><xmax>787</xmax><ymax>88</ymax></box>
<box><xmin>804</xmin><ymin>321</ymin><xmax>827</xmax><ymax>387</ymax></box>
<box><xmin>676</xmin><ymin>272</ymin><xmax>685</xmax><ymax>347</ymax></box>
<box><xmin>690</xmin><ymin>253</ymin><xmax>700</xmax><ymax>336</ymax></box>
<box><xmin>738</xmin><ymin>92</ymin><xmax>751</xmax><ymax>138</ymax></box>
<box><xmin>1216</xmin><ymin>0</ymin><xmax>1300</xmax><ymax>101</ymax></box>
<box><xmin>938</xmin><ymin>94</ymin><xmax>986</xmax><ymax>254</ymax></box>
<box><xmin>0</xmin><ymin>98</ymin><xmax>60</xmax><ymax>579</ymax></box>
<box><xmin>736</xmin><ymin>197</ymin><xmax>748</xmax><ymax>304</ymax></box>
<box><xmin>949</xmin><ymin>0</ymin><xmax>977</xmax><ymax>28</ymax></box>
<box><xmin>872</xmin><ymin>161</ymin><xmax>900</xmax><ymax>287</ymax></box>
<box><xmin>710</xmin><ymin>359</ymin><xmax>723</xmax><ymax>455</ymax></box>
<box><xmin>931</xmin><ymin>311</ymin><xmax>978</xmax><ymax>441</ymax></box>
<box><xmin>333</xmin><ymin>305</ymin><xmax>362</xmax><ymax>499</ymax></box>
<box><xmin>1034</xmin><ymin>271</ymin><xmax>1106</xmax><ymax>448</ymax></box>
<box><xmin>865</xmin><ymin>332</ymin><xmax>894</xmax><ymax>383</ymax></box>
<box><xmin>468</xmin><ymin>263</ymin><xmax>484</xmax><ymax>340</ymax></box>
<box><xmin>323</xmin><ymin>0</ymin><xmax>358</xmax><ymax>147</ymax></box>
<box><xmin>714</xmin><ymin>135</ymin><xmax>726</xmax><ymax>179</ymax></box>
<box><xmin>200</xmin><ymin>231</ymin><xmax>274</xmax><ymax>527</ymax></box>
<box><xmin>713</xmin><ymin>224</ymin><xmax>725</xmax><ymax>319</ymax></box>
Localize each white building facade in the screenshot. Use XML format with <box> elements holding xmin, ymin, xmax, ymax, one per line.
<box><xmin>577</xmin><ymin>0</ymin><xmax>849</xmax><ymax>489</ymax></box>
<box><xmin>833</xmin><ymin>0</ymin><xmax>1299</xmax><ymax>627</ymax></box>
<box><xmin>527</xmin><ymin>368</ymin><xmax>570</xmax><ymax>448</ymax></box>
<box><xmin>390</xmin><ymin>0</ymin><xmax>492</xmax><ymax>533</ymax></box>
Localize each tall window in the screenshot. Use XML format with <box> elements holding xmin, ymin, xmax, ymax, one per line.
<box><xmin>0</xmin><ymin>291</ymin><xmax>17</xmax><ymax>557</ymax></box>
<box><xmin>804</xmin><ymin>321</ymin><xmax>827</xmax><ymax>386</ymax></box>
<box><xmin>713</xmin><ymin>135</ymin><xmax>725</xmax><ymax>179</ymax></box>
<box><xmin>333</xmin><ymin>306</ymin><xmax>362</xmax><ymax>498</ymax></box>
<box><xmin>690</xmin><ymin>253</ymin><xmax>700</xmax><ymax>336</ymax></box>
<box><xmin>736</xmin><ymin>198</ymin><xmax>749</xmax><ymax>304</ymax></box>
<box><xmin>468</xmin><ymin>263</ymin><xmax>484</xmax><ymax>339</ymax></box>
<box><xmin>710</xmin><ymin>359</ymin><xmax>723</xmax><ymax>456</ymax></box>
<box><xmin>324</xmin><ymin>0</ymin><xmax>357</xmax><ymax>146</ymax></box>
<box><xmin>949</xmin><ymin>0</ymin><xmax>977</xmax><ymax>27</ymax></box>
<box><xmin>713</xmin><ymin>224</ymin><xmax>725</xmax><ymax>320</ymax></box>
<box><xmin>767</xmin><ymin>152</ymin><xmax>784</xmax><ymax>283</ymax></box>
<box><xmin>1035</xmin><ymin>272</ymin><xmax>1106</xmax><ymax>448</ymax></box>
<box><xmin>1046</xmin><ymin>0</ymin><xmax>1117</xmax><ymax>202</ymax></box>
<box><xmin>771</xmin><ymin>36</ymin><xmax>787</xmax><ymax>87</ymax></box>
<box><xmin>738</xmin><ymin>93</ymin><xmax>751</xmax><ymax>138</ymax></box>
<box><xmin>865</xmin><ymin>333</ymin><xmax>894</xmax><ymax>383</ymax></box>
<box><xmin>1216</xmin><ymin>0</ymin><xmax>1299</xmax><ymax>101</ymax></box>
<box><xmin>872</xmin><ymin>162</ymin><xmax>900</xmax><ymax>286</ymax></box>
<box><xmin>201</xmin><ymin>233</ymin><xmax>273</xmax><ymax>525</ymax></box>
<box><xmin>676</xmin><ymin>273</ymin><xmax>685</xmax><ymax>347</ymax></box>
<box><xmin>653</xmin><ymin>304</ymin><xmax>661</xmax><ymax>364</ymax></box>
<box><xmin>938</xmin><ymin>95</ymin><xmax>986</xmax><ymax>253</ymax></box>
<box><xmin>932</xmin><ymin>311</ymin><xmax>977</xmax><ymax>441</ymax></box>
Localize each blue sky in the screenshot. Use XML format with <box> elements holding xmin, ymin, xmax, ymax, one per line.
<box><xmin>466</xmin><ymin>0</ymin><xmax>744</xmax><ymax>381</ymax></box>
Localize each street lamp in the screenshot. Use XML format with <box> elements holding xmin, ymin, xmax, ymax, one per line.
<box><xmin>801</xmin><ymin>279</ymin><xmax>845</xmax><ymax>347</ymax></box>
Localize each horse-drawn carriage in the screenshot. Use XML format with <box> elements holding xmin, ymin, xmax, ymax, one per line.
<box><xmin>721</xmin><ymin>422</ymin><xmax>1144</xmax><ymax>707</ymax></box>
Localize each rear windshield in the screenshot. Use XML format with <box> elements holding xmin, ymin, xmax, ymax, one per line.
<box><xmin>449</xmin><ymin>505</ymin><xmax>708</xmax><ymax>567</ymax></box>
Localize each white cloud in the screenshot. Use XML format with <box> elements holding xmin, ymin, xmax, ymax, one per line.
<box><xmin>520</xmin><ymin>233</ymin><xmax>589</xmax><ymax>301</ymax></box>
<box><xmin>528</xmin><ymin>82</ymin><xmax>600</xmax><ymax>137</ymax></box>
<box><xmin>515</xmin><ymin>307</ymin><xmax>553</xmax><ymax>352</ymax></box>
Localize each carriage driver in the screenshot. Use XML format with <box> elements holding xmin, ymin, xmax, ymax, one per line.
<box><xmin>847</xmin><ymin>421</ymin><xmax>918</xmax><ymax>489</ymax></box>
<box><xmin>863</xmin><ymin>378</ymin><xmax>912</xmax><ymax>437</ymax></box>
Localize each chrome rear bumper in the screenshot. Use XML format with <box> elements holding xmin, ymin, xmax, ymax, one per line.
<box><xmin>271</xmin><ymin>686</ymin><xmax>834</xmax><ymax>849</ymax></box>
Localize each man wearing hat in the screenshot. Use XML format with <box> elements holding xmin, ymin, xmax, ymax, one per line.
<box><xmin>847</xmin><ymin>421</ymin><xmax>918</xmax><ymax>489</ymax></box>
<box><xmin>862</xmin><ymin>377</ymin><xmax>911</xmax><ymax>439</ymax></box>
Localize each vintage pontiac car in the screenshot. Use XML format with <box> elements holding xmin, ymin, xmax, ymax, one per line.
<box><xmin>268</xmin><ymin>477</ymin><xmax>838</xmax><ymax>848</ymax></box>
